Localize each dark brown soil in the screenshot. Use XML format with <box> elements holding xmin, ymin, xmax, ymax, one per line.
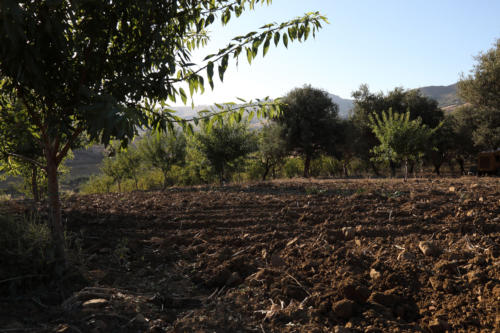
<box><xmin>1</xmin><ymin>177</ymin><xmax>499</xmax><ymax>332</ymax></box>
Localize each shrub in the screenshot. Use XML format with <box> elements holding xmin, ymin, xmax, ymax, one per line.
<box><xmin>284</xmin><ymin>157</ymin><xmax>304</xmax><ymax>178</ymax></box>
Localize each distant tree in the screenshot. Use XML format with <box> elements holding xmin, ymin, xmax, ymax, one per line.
<box><xmin>337</xmin><ymin>118</ymin><xmax>360</xmax><ymax>177</ymax></box>
<box><xmin>256</xmin><ymin>122</ymin><xmax>287</xmax><ymax>180</ymax></box>
<box><xmin>139</xmin><ymin>129</ymin><xmax>187</xmax><ymax>189</ymax></box>
<box><xmin>278</xmin><ymin>85</ymin><xmax>341</xmax><ymax>177</ymax></box>
<box><xmin>196</xmin><ymin>120</ymin><xmax>257</xmax><ymax>184</ymax></box>
<box><xmin>100</xmin><ymin>144</ymin><xmax>141</xmax><ymax>191</ymax></box>
<box><xmin>447</xmin><ymin>105</ymin><xmax>480</xmax><ymax>174</ymax></box>
<box><xmin>351</xmin><ymin>85</ymin><xmax>444</xmax><ymax>176</ymax></box>
<box><xmin>458</xmin><ymin>39</ymin><xmax>500</xmax><ymax>150</ymax></box>
<box><xmin>369</xmin><ymin>109</ymin><xmax>436</xmax><ymax>181</ymax></box>
<box><xmin>426</xmin><ymin>117</ymin><xmax>455</xmax><ymax>176</ymax></box>
<box><xmin>0</xmin><ymin>1</ymin><xmax>326</xmax><ymax>264</ymax></box>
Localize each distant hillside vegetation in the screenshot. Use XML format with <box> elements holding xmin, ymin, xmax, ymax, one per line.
<box><xmin>418</xmin><ymin>83</ymin><xmax>462</xmax><ymax>108</ymax></box>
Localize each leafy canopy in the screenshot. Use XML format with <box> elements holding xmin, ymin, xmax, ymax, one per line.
<box><xmin>0</xmin><ymin>0</ymin><xmax>328</xmax><ymax>149</ymax></box>
<box><xmin>458</xmin><ymin>39</ymin><xmax>500</xmax><ymax>150</ymax></box>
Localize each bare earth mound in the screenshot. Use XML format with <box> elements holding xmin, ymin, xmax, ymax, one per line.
<box><xmin>1</xmin><ymin>178</ymin><xmax>499</xmax><ymax>332</ymax></box>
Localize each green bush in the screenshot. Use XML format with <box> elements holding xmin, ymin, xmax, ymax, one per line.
<box><xmin>80</xmin><ymin>174</ymin><xmax>114</xmax><ymax>194</ymax></box>
<box><xmin>284</xmin><ymin>157</ymin><xmax>304</xmax><ymax>178</ymax></box>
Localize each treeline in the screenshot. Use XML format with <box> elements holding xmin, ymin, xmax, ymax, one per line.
<box><xmin>82</xmin><ymin>78</ymin><xmax>497</xmax><ymax>193</ymax></box>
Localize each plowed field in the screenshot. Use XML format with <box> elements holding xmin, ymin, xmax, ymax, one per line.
<box><xmin>1</xmin><ymin>177</ymin><xmax>499</xmax><ymax>332</ymax></box>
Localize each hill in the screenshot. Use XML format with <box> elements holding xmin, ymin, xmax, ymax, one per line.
<box><xmin>418</xmin><ymin>83</ymin><xmax>462</xmax><ymax>108</ymax></box>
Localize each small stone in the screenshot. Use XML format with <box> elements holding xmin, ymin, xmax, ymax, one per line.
<box><xmin>369</xmin><ymin>268</ymin><xmax>381</xmax><ymax>280</ymax></box>
<box><xmin>419</xmin><ymin>241</ymin><xmax>441</xmax><ymax>257</ymax></box>
<box><xmin>82</xmin><ymin>298</ymin><xmax>108</xmax><ymax>309</ymax></box>
<box><xmin>448</xmin><ymin>186</ymin><xmax>455</xmax><ymax>192</ymax></box>
<box><xmin>332</xmin><ymin>299</ymin><xmax>355</xmax><ymax>319</ymax></box>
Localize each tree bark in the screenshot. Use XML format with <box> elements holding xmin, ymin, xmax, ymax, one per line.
<box><xmin>162</xmin><ymin>170</ymin><xmax>168</xmax><ymax>190</ymax></box>
<box><xmin>262</xmin><ymin>164</ymin><xmax>270</xmax><ymax>181</ymax></box>
<box><xmin>457</xmin><ymin>158</ymin><xmax>465</xmax><ymax>175</ymax></box>
<box><xmin>342</xmin><ymin>161</ymin><xmax>349</xmax><ymax>178</ymax></box>
<box><xmin>46</xmin><ymin>152</ymin><xmax>67</xmax><ymax>266</ymax></box>
<box><xmin>303</xmin><ymin>155</ymin><xmax>311</xmax><ymax>178</ymax></box>
<box><xmin>31</xmin><ymin>166</ymin><xmax>40</xmax><ymax>202</ymax></box>
<box><xmin>404</xmin><ymin>159</ymin><xmax>408</xmax><ymax>182</ymax></box>
<box><xmin>433</xmin><ymin>163</ymin><xmax>441</xmax><ymax>176</ymax></box>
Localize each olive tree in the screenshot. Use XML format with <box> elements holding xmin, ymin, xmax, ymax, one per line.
<box><xmin>0</xmin><ymin>1</ymin><xmax>327</xmax><ymax>263</ymax></box>
<box><xmin>278</xmin><ymin>85</ymin><xmax>341</xmax><ymax>177</ymax></box>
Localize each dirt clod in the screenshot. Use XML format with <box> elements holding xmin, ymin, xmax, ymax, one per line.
<box><xmin>332</xmin><ymin>299</ymin><xmax>355</xmax><ymax>319</ymax></box>
<box><xmin>419</xmin><ymin>241</ymin><xmax>441</xmax><ymax>257</ymax></box>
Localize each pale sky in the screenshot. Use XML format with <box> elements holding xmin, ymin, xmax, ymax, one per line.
<box><xmin>175</xmin><ymin>0</ymin><xmax>500</xmax><ymax>106</ymax></box>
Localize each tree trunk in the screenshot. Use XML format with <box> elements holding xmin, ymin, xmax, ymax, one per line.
<box><xmin>457</xmin><ymin>158</ymin><xmax>465</xmax><ymax>175</ymax></box>
<box><xmin>342</xmin><ymin>161</ymin><xmax>349</xmax><ymax>178</ymax></box>
<box><xmin>404</xmin><ymin>159</ymin><xmax>408</xmax><ymax>182</ymax></box>
<box><xmin>31</xmin><ymin>166</ymin><xmax>40</xmax><ymax>202</ymax></box>
<box><xmin>46</xmin><ymin>153</ymin><xmax>67</xmax><ymax>266</ymax></box>
<box><xmin>162</xmin><ymin>170</ymin><xmax>168</xmax><ymax>190</ymax></box>
<box><xmin>303</xmin><ymin>155</ymin><xmax>311</xmax><ymax>178</ymax></box>
<box><xmin>262</xmin><ymin>164</ymin><xmax>270</xmax><ymax>181</ymax></box>
<box><xmin>433</xmin><ymin>162</ymin><xmax>441</xmax><ymax>176</ymax></box>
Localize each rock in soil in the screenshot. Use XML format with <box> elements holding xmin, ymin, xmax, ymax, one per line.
<box><xmin>332</xmin><ymin>299</ymin><xmax>355</xmax><ymax>319</ymax></box>
<box><xmin>419</xmin><ymin>241</ymin><xmax>441</xmax><ymax>257</ymax></box>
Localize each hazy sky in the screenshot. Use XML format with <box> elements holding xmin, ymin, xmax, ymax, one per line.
<box><xmin>177</xmin><ymin>0</ymin><xmax>500</xmax><ymax>106</ymax></box>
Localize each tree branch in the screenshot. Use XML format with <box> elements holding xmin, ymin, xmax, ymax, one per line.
<box><xmin>3</xmin><ymin>152</ymin><xmax>46</xmax><ymax>170</ymax></box>
<box><xmin>56</xmin><ymin>125</ymin><xmax>84</xmax><ymax>166</ymax></box>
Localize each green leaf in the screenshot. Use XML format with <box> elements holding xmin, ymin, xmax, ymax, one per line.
<box><xmin>274</xmin><ymin>32</ymin><xmax>280</xmax><ymax>46</ymax></box>
<box><xmin>283</xmin><ymin>33</ymin><xmax>288</xmax><ymax>48</ymax></box>
<box><xmin>207</xmin><ymin>61</ymin><xmax>214</xmax><ymax>89</ymax></box>
<box><xmin>246</xmin><ymin>47</ymin><xmax>253</xmax><ymax>64</ymax></box>
<box><xmin>263</xmin><ymin>35</ymin><xmax>271</xmax><ymax>57</ymax></box>
<box><xmin>179</xmin><ymin>88</ymin><xmax>187</xmax><ymax>105</ymax></box>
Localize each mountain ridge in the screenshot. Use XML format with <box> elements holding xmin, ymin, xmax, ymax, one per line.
<box><xmin>172</xmin><ymin>83</ymin><xmax>462</xmax><ymax>119</ymax></box>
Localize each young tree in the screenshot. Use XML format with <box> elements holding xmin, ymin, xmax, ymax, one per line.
<box><xmin>256</xmin><ymin>122</ymin><xmax>287</xmax><ymax>180</ymax></box>
<box><xmin>0</xmin><ymin>1</ymin><xmax>327</xmax><ymax>263</ymax></box>
<box><xmin>458</xmin><ymin>39</ymin><xmax>500</xmax><ymax>151</ymax></box>
<box><xmin>369</xmin><ymin>109</ymin><xmax>436</xmax><ymax>181</ymax></box>
<box><xmin>139</xmin><ymin>129</ymin><xmax>187</xmax><ymax>189</ymax></box>
<box><xmin>196</xmin><ymin>119</ymin><xmax>257</xmax><ymax>184</ymax></box>
<box><xmin>278</xmin><ymin>85</ymin><xmax>341</xmax><ymax>177</ymax></box>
